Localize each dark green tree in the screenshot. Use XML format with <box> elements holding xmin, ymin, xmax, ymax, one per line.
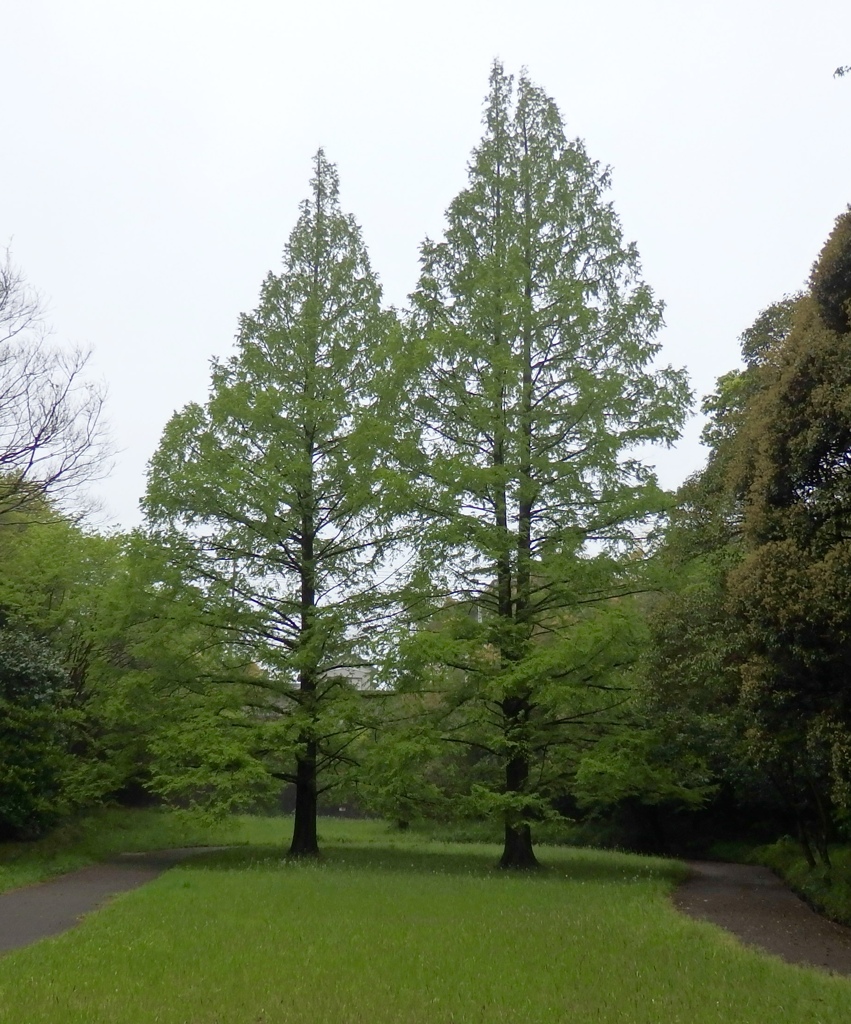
<box><xmin>809</xmin><ymin>207</ymin><xmax>851</xmax><ymax>334</ymax></box>
<box><xmin>635</xmin><ymin>295</ymin><xmax>845</xmax><ymax>859</ymax></box>
<box><xmin>642</xmin><ymin>213</ymin><xmax>851</xmax><ymax>865</ymax></box>
<box><xmin>726</xmin><ymin>211</ymin><xmax>851</xmax><ymax>857</ymax></box>
<box><xmin>0</xmin><ymin>618</ymin><xmax>73</xmax><ymax>839</ymax></box>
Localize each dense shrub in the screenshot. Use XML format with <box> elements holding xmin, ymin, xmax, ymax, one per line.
<box><xmin>0</xmin><ymin>623</ymin><xmax>73</xmax><ymax>839</ymax></box>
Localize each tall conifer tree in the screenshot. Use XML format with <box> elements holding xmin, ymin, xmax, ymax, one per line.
<box><xmin>145</xmin><ymin>151</ymin><xmax>396</xmax><ymax>856</ymax></box>
<box><xmin>404</xmin><ymin>64</ymin><xmax>690</xmax><ymax>867</ymax></box>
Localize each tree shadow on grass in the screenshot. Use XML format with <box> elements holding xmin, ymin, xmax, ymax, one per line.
<box><xmin>177</xmin><ymin>842</ymin><xmax>679</xmax><ymax>885</ymax></box>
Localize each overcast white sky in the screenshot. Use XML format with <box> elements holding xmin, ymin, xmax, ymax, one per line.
<box><xmin>2</xmin><ymin>0</ymin><xmax>850</xmax><ymax>528</ymax></box>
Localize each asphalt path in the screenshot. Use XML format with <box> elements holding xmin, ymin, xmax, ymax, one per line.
<box><xmin>0</xmin><ymin>848</ymin><xmax>227</xmax><ymax>955</ymax></box>
<box><xmin>673</xmin><ymin>860</ymin><xmax>851</xmax><ymax>976</ymax></box>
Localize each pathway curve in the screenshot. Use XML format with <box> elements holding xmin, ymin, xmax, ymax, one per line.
<box><xmin>0</xmin><ymin>847</ymin><xmax>227</xmax><ymax>955</ymax></box>
<box><xmin>673</xmin><ymin>860</ymin><xmax>851</xmax><ymax>976</ymax></box>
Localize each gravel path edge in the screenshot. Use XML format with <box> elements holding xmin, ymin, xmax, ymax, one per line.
<box><xmin>0</xmin><ymin>846</ymin><xmax>230</xmax><ymax>955</ymax></box>
<box><xmin>672</xmin><ymin>859</ymin><xmax>851</xmax><ymax>976</ymax></box>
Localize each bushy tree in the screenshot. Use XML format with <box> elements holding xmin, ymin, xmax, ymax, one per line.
<box><xmin>808</xmin><ymin>210</ymin><xmax>851</xmax><ymax>335</ymax></box>
<box><xmin>726</xmin><ymin>211</ymin><xmax>851</xmax><ymax>856</ymax></box>
<box><xmin>634</xmin><ymin>292</ymin><xmax>845</xmax><ymax>857</ymax></box>
<box><xmin>0</xmin><ymin>507</ymin><xmax>163</xmax><ymax>828</ymax></box>
<box><xmin>640</xmin><ymin>213</ymin><xmax>851</xmax><ymax>864</ymax></box>
<box><xmin>0</xmin><ymin>618</ymin><xmax>73</xmax><ymax>838</ymax></box>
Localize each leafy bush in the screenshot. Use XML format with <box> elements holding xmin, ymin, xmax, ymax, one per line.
<box><xmin>0</xmin><ymin>623</ymin><xmax>72</xmax><ymax>839</ymax></box>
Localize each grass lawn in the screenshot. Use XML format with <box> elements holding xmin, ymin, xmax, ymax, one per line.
<box><xmin>1</xmin><ymin>816</ymin><xmax>850</xmax><ymax>1023</ymax></box>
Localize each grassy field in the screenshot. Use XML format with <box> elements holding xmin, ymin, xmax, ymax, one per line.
<box><xmin>1</xmin><ymin>815</ymin><xmax>850</xmax><ymax>1023</ymax></box>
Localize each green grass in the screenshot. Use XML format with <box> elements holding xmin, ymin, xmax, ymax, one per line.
<box><xmin>1</xmin><ymin>817</ymin><xmax>850</xmax><ymax>1022</ymax></box>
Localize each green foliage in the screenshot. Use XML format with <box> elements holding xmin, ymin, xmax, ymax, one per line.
<box><xmin>638</xmin><ymin>519</ymin><xmax>751</xmax><ymax>795</ymax></box>
<box><xmin>810</xmin><ymin>207</ymin><xmax>851</xmax><ymax>334</ymax></box>
<box><xmin>729</xmin><ymin>289</ymin><xmax>851</xmax><ymax>839</ymax></box>
<box><xmin>573</xmin><ymin>728</ymin><xmax>715</xmax><ymax>810</ymax></box>
<box><xmin>143</xmin><ymin>152</ymin><xmax>398</xmax><ymax>849</ymax></box>
<box><xmin>643</xmin><ymin>213</ymin><xmax>851</xmax><ymax>865</ymax></box>
<box><xmin>396</xmin><ymin>62</ymin><xmax>690</xmax><ymax>863</ymax></box>
<box><xmin>0</xmin><ymin>623</ymin><xmax>72</xmax><ymax>838</ymax></box>
<box><xmin>143</xmin><ymin>682</ymin><xmax>306</xmax><ymax>818</ymax></box>
<box><xmin>354</xmin><ymin>720</ymin><xmax>450</xmax><ymax>826</ymax></box>
<box><xmin>0</xmin><ymin>512</ymin><xmax>146</xmax><ymax>836</ymax></box>
<box><xmin>633</xmin><ymin>300</ymin><xmax>805</xmax><ymax>850</ymax></box>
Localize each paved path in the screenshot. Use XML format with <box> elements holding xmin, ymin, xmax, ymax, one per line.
<box><xmin>673</xmin><ymin>860</ymin><xmax>851</xmax><ymax>976</ymax></box>
<box><xmin>0</xmin><ymin>848</ymin><xmax>227</xmax><ymax>955</ymax></box>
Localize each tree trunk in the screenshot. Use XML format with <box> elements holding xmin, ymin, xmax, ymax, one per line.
<box><xmin>500</xmin><ymin>819</ymin><xmax>538</xmax><ymax>869</ymax></box>
<box><xmin>498</xmin><ymin>136</ymin><xmax>539</xmax><ymax>877</ymax></box>
<box><xmin>499</xmin><ymin>729</ymin><xmax>539</xmax><ymax>869</ymax></box>
<box><xmin>291</xmin><ymin>215</ymin><xmax>321</xmax><ymax>860</ymax></box>
<box><xmin>809</xmin><ymin>779</ymin><xmax>833</xmax><ymax>868</ymax></box>
<box><xmin>289</xmin><ymin>739</ymin><xmax>319</xmax><ymax>857</ymax></box>
<box><xmin>796</xmin><ymin>817</ymin><xmax>817</xmax><ymax>869</ymax></box>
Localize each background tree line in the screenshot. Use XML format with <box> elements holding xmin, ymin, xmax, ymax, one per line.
<box><xmin>637</xmin><ymin>209</ymin><xmax>851</xmax><ymax>861</ymax></box>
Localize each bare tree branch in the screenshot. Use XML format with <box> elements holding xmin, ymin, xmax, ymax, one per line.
<box><xmin>0</xmin><ymin>249</ymin><xmax>110</xmax><ymax>518</ymax></box>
